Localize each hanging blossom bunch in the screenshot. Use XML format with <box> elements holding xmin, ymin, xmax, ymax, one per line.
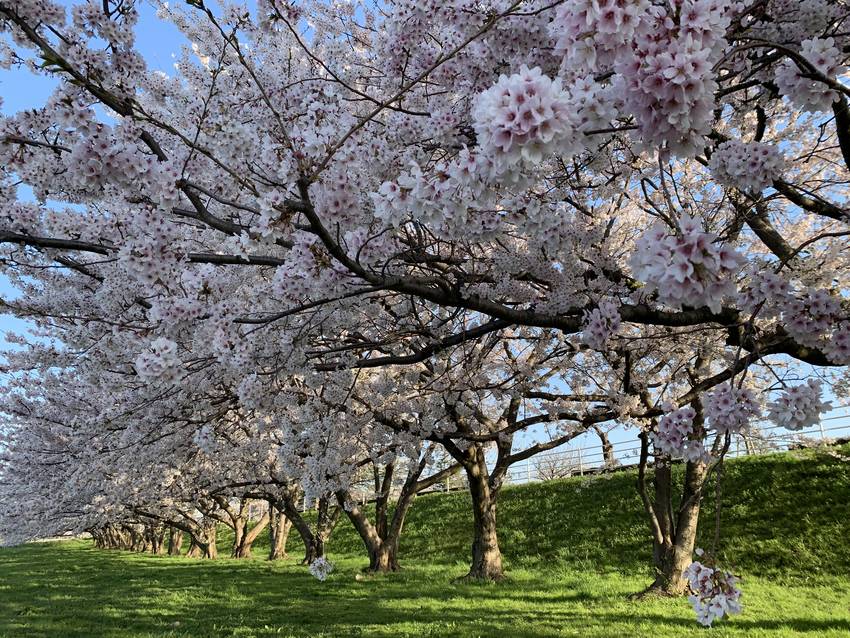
<box><xmin>783</xmin><ymin>288</ymin><xmax>843</xmax><ymax>349</ymax></box>
<box><xmin>308</xmin><ymin>556</ymin><xmax>335</xmax><ymax>581</ymax></box>
<box><xmin>738</xmin><ymin>268</ymin><xmax>792</xmax><ymax>317</ymax></box>
<box><xmin>741</xmin><ymin>280</ymin><xmax>848</xmax><ymax>363</ymax></box>
<box><xmin>709</xmin><ymin>140</ymin><xmax>785</xmax><ymax>193</ymax></box>
<box><xmin>64</xmin><ymin>124</ymin><xmax>181</xmax><ymax>210</ymax></box>
<box><xmin>612</xmin><ymin>0</ymin><xmax>742</xmax><ymax>155</ymax></box>
<box><xmin>134</xmin><ymin>338</ymin><xmax>182</xmax><ymax>383</ymax></box>
<box><xmin>581</xmin><ymin>301</ymin><xmax>621</xmax><ymax>350</ymax></box>
<box><xmin>767</xmin><ymin>379</ymin><xmax>833</xmax><ymax>431</ymax></box>
<box><xmin>827</xmin><ymin>322</ymin><xmax>850</xmax><ymax>365</ymax></box>
<box><xmin>551</xmin><ymin>0</ymin><xmax>651</xmax><ymax>74</ymax></box>
<box><xmin>775</xmin><ymin>38</ymin><xmax>847</xmax><ymax>113</ymax></box>
<box><xmin>549</xmin><ymin>0</ymin><xmax>743</xmax><ymax>145</ymax></box>
<box><xmin>685</xmin><ymin>551</ymin><xmax>743</xmax><ymax>627</ymax></box>
<box><xmin>630</xmin><ymin>216</ymin><xmax>743</xmax><ymax>313</ymax></box>
<box><xmin>470</xmin><ymin>65</ymin><xmax>579</xmax><ymax>180</ymax></box>
<box><xmin>704</xmin><ymin>383</ymin><xmax>761</xmax><ymax>435</ymax></box>
<box><xmin>651</xmin><ymin>405</ymin><xmax>706</xmax><ymax>461</ymax></box>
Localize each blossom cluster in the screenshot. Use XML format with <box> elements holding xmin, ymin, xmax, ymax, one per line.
<box><xmin>651</xmin><ymin>405</ymin><xmax>706</xmax><ymax>462</ymax></box>
<box><xmin>704</xmin><ymin>383</ymin><xmax>761</xmax><ymax>435</ymax></box>
<box><xmin>767</xmin><ymin>379</ymin><xmax>832</xmax><ymax>431</ymax></box>
<box><xmin>738</xmin><ymin>268</ymin><xmax>791</xmax><ymax>317</ymax></box>
<box><xmin>783</xmin><ymin>289</ymin><xmax>843</xmax><ymax>349</ymax></box>
<box><xmin>65</xmin><ymin>126</ymin><xmax>180</xmax><ymax>210</ymax></box>
<box><xmin>775</xmin><ymin>38</ymin><xmax>847</xmax><ymax>113</ymax></box>
<box><xmin>581</xmin><ymin>301</ymin><xmax>621</xmax><ymax>350</ymax></box>
<box><xmin>134</xmin><ymin>338</ymin><xmax>181</xmax><ymax>383</ymax></box>
<box><xmin>630</xmin><ymin>216</ymin><xmax>743</xmax><ymax>313</ymax></box>
<box><xmin>308</xmin><ymin>556</ymin><xmax>334</xmax><ymax>581</ymax></box>
<box><xmin>740</xmin><ymin>276</ymin><xmax>848</xmax><ymax>363</ymax></box>
<box><xmin>685</xmin><ymin>555</ymin><xmax>743</xmax><ymax>626</ymax></box>
<box><xmin>551</xmin><ymin>0</ymin><xmax>650</xmax><ymax>74</ymax></box>
<box><xmin>471</xmin><ymin>65</ymin><xmax>578</xmax><ymax>179</ymax></box>
<box><xmin>614</xmin><ymin>1</ymin><xmax>739</xmax><ymax>155</ymax></box>
<box><xmin>709</xmin><ymin>140</ymin><xmax>785</xmax><ymax>193</ymax></box>
<box><xmin>827</xmin><ymin>323</ymin><xmax>850</xmax><ymax>365</ymax></box>
<box><xmin>550</xmin><ymin>0</ymin><xmax>744</xmax><ymax>154</ymax></box>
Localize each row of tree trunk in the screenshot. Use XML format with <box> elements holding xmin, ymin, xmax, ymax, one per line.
<box><xmin>94</xmin><ymin>491</ymin><xmax>337</xmax><ymax>564</ymax></box>
<box><xmin>92</xmin><ymin>444</ymin><xmax>710</xmax><ymax>598</ymax></box>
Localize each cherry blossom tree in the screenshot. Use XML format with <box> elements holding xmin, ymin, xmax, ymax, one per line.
<box><xmin>1</xmin><ymin>0</ymin><xmax>850</xmax><ymax>625</ymax></box>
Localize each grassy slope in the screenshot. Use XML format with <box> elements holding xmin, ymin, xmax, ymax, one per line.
<box><xmin>285</xmin><ymin>444</ymin><xmax>850</xmax><ymax>580</ymax></box>
<box><xmin>1</xmin><ymin>446</ymin><xmax>849</xmax><ymax>638</ymax></box>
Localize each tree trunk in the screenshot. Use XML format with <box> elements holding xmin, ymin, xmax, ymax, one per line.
<box><xmin>337</xmin><ymin>492</ymin><xmax>401</xmax><ymax>573</ymax></box>
<box><xmin>233</xmin><ymin>513</ymin><xmax>270</xmax><ymax>559</ymax></box>
<box><xmin>369</xmin><ymin>541</ymin><xmax>399</xmax><ymax>572</ymax></box>
<box><xmin>144</xmin><ymin>523</ymin><xmax>165</xmax><ymax>554</ymax></box>
<box><xmin>186</xmin><ymin>522</ymin><xmax>218</xmax><ymax>559</ymax></box>
<box><xmin>186</xmin><ymin>538</ymin><xmax>201</xmax><ymax>557</ymax></box>
<box><xmin>277</xmin><ymin>492</ymin><xmax>339</xmax><ymax>564</ymax></box>
<box><xmin>279</xmin><ymin>494</ymin><xmax>323</xmax><ymax>564</ymax></box>
<box><xmin>464</xmin><ymin>445</ymin><xmax>503</xmax><ymax>581</ymax></box>
<box><xmin>268</xmin><ymin>502</ymin><xmax>291</xmax><ymax>561</ymax></box>
<box><xmin>168</xmin><ymin>528</ymin><xmax>184</xmax><ymax>555</ymax></box>
<box><xmin>637</xmin><ymin>430</ymin><xmax>709</xmax><ymax>597</ymax></box>
<box><xmin>594</xmin><ymin>426</ymin><xmax>616</xmax><ymax>468</ymax></box>
<box><xmin>648</xmin><ymin>458</ymin><xmax>707</xmax><ymax>594</ymax></box>
<box><xmin>230</xmin><ymin>516</ymin><xmax>247</xmax><ymax>558</ymax></box>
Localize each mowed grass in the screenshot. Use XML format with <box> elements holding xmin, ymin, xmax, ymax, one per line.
<box><xmin>1</xmin><ymin>446</ymin><xmax>849</xmax><ymax>637</ymax></box>
<box><xmin>1</xmin><ymin>542</ymin><xmax>849</xmax><ymax>638</ymax></box>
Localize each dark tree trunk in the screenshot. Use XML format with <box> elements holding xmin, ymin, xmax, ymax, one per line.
<box><xmin>230</xmin><ymin>516</ymin><xmax>247</xmax><ymax>558</ymax></box>
<box><xmin>186</xmin><ymin>538</ymin><xmax>201</xmax><ymax>557</ymax></box>
<box><xmin>233</xmin><ymin>513</ymin><xmax>270</xmax><ymax>559</ymax></box>
<box><xmin>337</xmin><ymin>493</ymin><xmax>401</xmax><ymax>573</ymax></box>
<box><xmin>637</xmin><ymin>429</ymin><xmax>709</xmax><ymax>597</ymax></box>
<box><xmin>186</xmin><ymin>521</ymin><xmax>218</xmax><ymax>559</ymax></box>
<box><xmin>336</xmin><ymin>453</ymin><xmax>451</xmax><ymax>574</ymax></box>
<box><xmin>168</xmin><ymin>528</ymin><xmax>184</xmax><ymax>555</ymax></box>
<box><xmin>463</xmin><ymin>445</ymin><xmax>503</xmax><ymax>581</ymax></box>
<box><xmin>268</xmin><ymin>501</ymin><xmax>292</xmax><ymax>560</ymax></box>
<box><xmin>594</xmin><ymin>426</ymin><xmax>616</xmax><ymax>468</ymax></box>
<box><xmin>148</xmin><ymin>524</ymin><xmax>166</xmax><ymax>555</ymax></box>
<box><xmin>276</xmin><ymin>490</ymin><xmax>340</xmax><ymax>564</ymax></box>
<box><xmin>648</xmin><ymin>458</ymin><xmax>707</xmax><ymax>594</ymax></box>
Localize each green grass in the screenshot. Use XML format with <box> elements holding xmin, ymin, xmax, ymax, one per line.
<box><xmin>2</xmin><ymin>446</ymin><xmax>849</xmax><ymax>637</ymax></box>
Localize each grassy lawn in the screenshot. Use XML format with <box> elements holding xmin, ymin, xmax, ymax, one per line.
<box><xmin>1</xmin><ymin>446</ymin><xmax>849</xmax><ymax>637</ymax></box>
<box><xmin>1</xmin><ymin>541</ymin><xmax>849</xmax><ymax>637</ymax></box>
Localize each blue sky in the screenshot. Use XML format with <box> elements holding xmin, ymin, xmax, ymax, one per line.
<box><xmin>2</xmin><ymin>0</ymin><xmax>848</xmax><ymax>466</ymax></box>
<box><xmin>0</xmin><ymin>0</ymin><xmax>185</xmax><ymax>348</ymax></box>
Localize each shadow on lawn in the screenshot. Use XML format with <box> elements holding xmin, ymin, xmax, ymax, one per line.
<box><xmin>2</xmin><ymin>543</ymin><xmax>849</xmax><ymax>638</ymax></box>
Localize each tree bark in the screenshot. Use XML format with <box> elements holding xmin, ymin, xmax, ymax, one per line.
<box><xmin>636</xmin><ymin>430</ymin><xmax>709</xmax><ymax>596</ymax></box>
<box><xmin>648</xmin><ymin>458</ymin><xmax>708</xmax><ymax>594</ymax></box>
<box><xmin>148</xmin><ymin>524</ymin><xmax>166</xmax><ymax>555</ymax></box>
<box><xmin>277</xmin><ymin>492</ymin><xmax>338</xmax><ymax>564</ymax></box>
<box><xmin>233</xmin><ymin>512</ymin><xmax>270</xmax><ymax>558</ymax></box>
<box><xmin>231</xmin><ymin>516</ymin><xmax>247</xmax><ymax>557</ymax></box>
<box><xmin>594</xmin><ymin>426</ymin><xmax>617</xmax><ymax>468</ymax></box>
<box><xmin>463</xmin><ymin>444</ymin><xmax>503</xmax><ymax>581</ymax></box>
<box><xmin>336</xmin><ymin>453</ymin><xmax>455</xmax><ymax>573</ymax></box>
<box><xmin>186</xmin><ymin>521</ymin><xmax>218</xmax><ymax>559</ymax></box>
<box><xmin>168</xmin><ymin>528</ymin><xmax>184</xmax><ymax>556</ymax></box>
<box><xmin>268</xmin><ymin>501</ymin><xmax>292</xmax><ymax>560</ymax></box>
<box><xmin>337</xmin><ymin>492</ymin><xmax>401</xmax><ymax>573</ymax></box>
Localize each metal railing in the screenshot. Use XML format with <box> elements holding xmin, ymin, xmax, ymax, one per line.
<box><xmin>319</xmin><ymin>407</ymin><xmax>850</xmax><ymax>506</ymax></box>
<box><xmin>499</xmin><ymin>408</ymin><xmax>850</xmax><ymax>487</ymax></box>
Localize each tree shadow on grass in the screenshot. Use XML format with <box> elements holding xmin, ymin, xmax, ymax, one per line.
<box><xmin>2</xmin><ymin>543</ymin><xmax>849</xmax><ymax>638</ymax></box>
